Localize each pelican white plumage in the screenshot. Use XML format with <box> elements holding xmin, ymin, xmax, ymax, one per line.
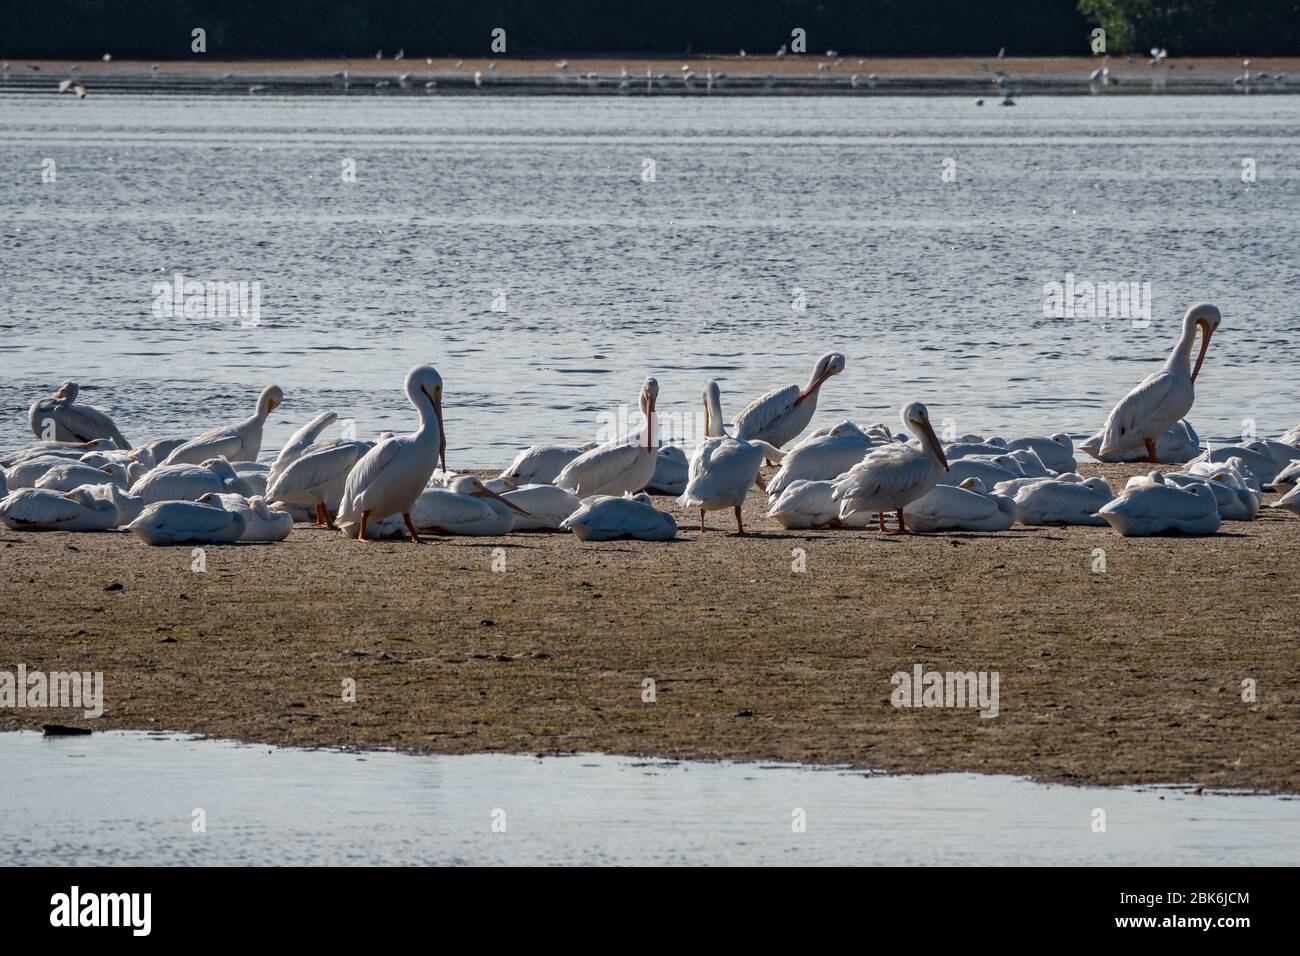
<box><xmin>555</xmin><ymin>378</ymin><xmax>659</xmax><ymax>498</ymax></box>
<box><xmin>1186</xmin><ymin>445</ymin><xmax>1281</xmax><ymax>487</ymax></box>
<box><xmin>335</xmin><ymin>365</ymin><xmax>445</xmax><ymax>543</ymax></box>
<box><xmin>163</xmin><ymin>384</ymin><xmax>284</xmax><ymax>465</ymax></box>
<box><xmin>831</xmin><ymin>402</ymin><xmax>951</xmax><ymax>533</ymax></box>
<box><xmin>1273</xmin><ymin>459</ymin><xmax>1300</xmax><ymax>492</ymax></box>
<box><xmin>561</xmin><ymin>493</ymin><xmax>677</xmax><ymax>541</ymax></box>
<box><xmin>644</xmin><ymin>446</ymin><xmax>689</xmax><ymax>495</ymax></box>
<box><xmin>902</xmin><ymin>477</ymin><xmax>1017</xmax><ymax>532</ymax></box>
<box><xmin>1005</xmin><ymin>434</ymin><xmax>1076</xmax><ymax>473</ymax></box>
<box><xmin>128</xmin><ymin>437</ymin><xmax>186</xmax><ymax>470</ymax></box>
<box><xmin>34</xmin><ymin>460</ymin><xmax>132</xmax><ymax>492</ymax></box>
<box><xmin>1271</xmin><ymin>484</ymin><xmax>1300</xmax><ymax>516</ymax></box>
<box><xmin>130</xmin><ymin>458</ymin><xmax>253</xmax><ymax>504</ymax></box>
<box><xmin>409</xmin><ymin>475</ymin><xmax>530</xmax><ymax>536</ymax></box>
<box><xmin>499</xmin><ymin>442</ymin><xmax>599</xmax><ymax>485</ymax></box>
<box><xmin>1160</xmin><ymin>472</ymin><xmax>1259</xmax><ymax>521</ymax></box>
<box><xmin>765</xmin><ymin>421</ymin><xmax>877</xmax><ymax>498</ymax></box>
<box><xmin>944</xmin><ymin>439</ymin><xmax>1010</xmax><ymax>459</ymax></box>
<box><xmin>230</xmin><ymin>461</ymin><xmax>270</xmax><ymax>496</ymax></box>
<box><xmin>2</xmin><ymin>438</ymin><xmax>120</xmax><ymax>468</ymax></box>
<box><xmin>126</xmin><ymin>500</ymin><xmax>248</xmax><ymax>545</ymax></box>
<box><xmin>1012</xmin><ymin>476</ymin><xmax>1113</xmax><ymax>525</ymax></box>
<box><xmin>1243</xmin><ymin>439</ymin><xmax>1300</xmax><ymax>471</ymax></box>
<box><xmin>0</xmin><ymin>487</ymin><xmax>119</xmax><ymax>531</ymax></box>
<box><xmin>766</xmin><ymin>479</ymin><xmax>839</xmax><ymax>529</ymax></box>
<box><xmin>197</xmin><ymin>493</ymin><xmax>294</xmax><ymax>541</ymax></box>
<box><xmin>1095</xmin><ymin>472</ymin><xmax>1221</xmax><ymax>536</ymax></box>
<box><xmin>267</xmin><ymin>411</ymin><xmax>337</xmax><ymax>486</ymax></box>
<box><xmin>27</xmin><ymin>381</ymin><xmax>130</xmax><ymax>448</ymax></box>
<box><xmin>940</xmin><ymin>455</ymin><xmax>1023</xmax><ymax>488</ymax></box>
<box><xmin>1081</xmin><ymin>419</ymin><xmax>1201</xmax><ymax>464</ymax></box>
<box><xmin>1279</xmin><ymin>423</ymin><xmax>1300</xmax><ymax>448</ymax></box>
<box><xmin>1096</xmin><ymin>303</ymin><xmax>1220</xmax><ymax>461</ymax></box>
<box><xmin>4</xmin><ymin>455</ymin><xmax>88</xmax><ymax>489</ymax></box>
<box><xmin>677</xmin><ymin>381</ymin><xmax>781</xmax><ymax>534</ymax></box>
<box><xmin>731</xmin><ymin>352</ymin><xmax>845</xmax><ymax>451</ymax></box>
<box><xmin>499</xmin><ymin>483</ymin><xmax>580</xmax><ymax>530</ymax></box>
<box><xmin>267</xmin><ymin>439</ymin><xmax>372</xmax><ymax>527</ymax></box>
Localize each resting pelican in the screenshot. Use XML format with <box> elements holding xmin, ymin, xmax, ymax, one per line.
<box><xmin>561</xmin><ymin>493</ymin><xmax>677</xmax><ymax>541</ymax></box>
<box><xmin>4</xmin><ymin>455</ymin><xmax>89</xmax><ymax>489</ymax></box>
<box><xmin>677</xmin><ymin>381</ymin><xmax>781</xmax><ymax>534</ymax></box>
<box><xmin>500</xmin><ymin>483</ymin><xmax>581</xmax><ymax>531</ymax></box>
<box><xmin>766</xmin><ymin>479</ymin><xmax>841</xmax><ymax>529</ymax></box>
<box><xmin>1243</xmin><ymin>439</ymin><xmax>1300</xmax><ymax>470</ymax></box>
<box><xmin>555</xmin><ymin>378</ymin><xmax>659</xmax><ymax>497</ymax></box>
<box><xmin>2</xmin><ymin>438</ymin><xmax>120</xmax><ymax>468</ymax></box>
<box><xmin>1186</xmin><ymin>445</ymin><xmax>1281</xmax><ymax>487</ymax></box>
<box><xmin>1011</xmin><ymin>476</ymin><xmax>1113</xmax><ymax>525</ymax></box>
<box><xmin>765</xmin><ymin>421</ymin><xmax>876</xmax><ymax>498</ymax></box>
<box><xmin>128</xmin><ymin>437</ymin><xmax>187</xmax><ymax>470</ymax></box>
<box><xmin>903</xmin><ymin>477</ymin><xmax>1017</xmax><ymax>532</ymax></box>
<box><xmin>1005</xmin><ymin>434</ymin><xmax>1076</xmax><ymax>473</ymax></box>
<box><xmin>0</xmin><ymin>487</ymin><xmax>119</xmax><ymax>532</ymax></box>
<box><xmin>130</xmin><ymin>458</ymin><xmax>254</xmax><ymax>504</ymax></box>
<box><xmin>499</xmin><ymin>442</ymin><xmax>598</xmax><ymax>485</ymax></box>
<box><xmin>34</xmin><ymin>460</ymin><xmax>132</xmax><ymax>492</ymax></box>
<box><xmin>267</xmin><ymin>439</ymin><xmax>373</xmax><ymax>527</ymax></box>
<box><xmin>732</xmin><ymin>352</ymin><xmax>846</xmax><ymax>450</ymax></box>
<box><xmin>1095</xmin><ymin>472</ymin><xmax>1221</xmax><ymax>536</ymax></box>
<box><xmin>644</xmin><ymin>446</ymin><xmax>689</xmax><ymax>495</ymax></box>
<box><xmin>127</xmin><ymin>500</ymin><xmax>248</xmax><ymax>545</ymax></box>
<box><xmin>1279</xmin><ymin>423</ymin><xmax>1300</xmax><ymax>448</ymax></box>
<box><xmin>831</xmin><ymin>402</ymin><xmax>950</xmax><ymax>533</ymax></box>
<box><xmin>197</xmin><ymin>493</ymin><xmax>294</xmax><ymax>541</ymax></box>
<box><xmin>27</xmin><ymin>381</ymin><xmax>130</xmax><ymax>448</ymax></box>
<box><xmin>335</xmin><ymin>365</ymin><xmax>445</xmax><ymax>543</ymax></box>
<box><xmin>1273</xmin><ymin>459</ymin><xmax>1300</xmax><ymax>492</ymax></box>
<box><xmin>940</xmin><ymin>455</ymin><xmax>1023</xmax><ymax>488</ymax></box>
<box><xmin>1097</xmin><ymin>303</ymin><xmax>1220</xmax><ymax>462</ymax></box>
<box><xmin>163</xmin><ymin>384</ymin><xmax>284</xmax><ymax>465</ymax></box>
<box><xmin>1271</xmin><ymin>484</ymin><xmax>1300</xmax><ymax>516</ymax></box>
<box><xmin>267</xmin><ymin>411</ymin><xmax>337</xmax><ymax>485</ymax></box>
<box><xmin>410</xmin><ymin>475</ymin><xmax>530</xmax><ymax>536</ymax></box>
<box><xmin>1159</xmin><ymin>472</ymin><xmax>1259</xmax><ymax>521</ymax></box>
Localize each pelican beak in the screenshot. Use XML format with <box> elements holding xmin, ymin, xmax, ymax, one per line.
<box><xmin>1191</xmin><ymin>318</ymin><xmax>1214</xmax><ymax>383</ymax></box>
<box><xmin>476</xmin><ymin>487</ymin><xmax>531</xmax><ymax>516</ymax></box>
<box><xmin>794</xmin><ymin>368</ymin><xmax>832</xmax><ymax>407</ymax></box>
<box><xmin>646</xmin><ymin>393</ymin><xmax>656</xmax><ymax>450</ymax></box>
<box><xmin>426</xmin><ymin>387</ymin><xmax>446</xmax><ymax>471</ymax></box>
<box><xmin>918</xmin><ymin>417</ymin><xmax>950</xmax><ymax>471</ymax></box>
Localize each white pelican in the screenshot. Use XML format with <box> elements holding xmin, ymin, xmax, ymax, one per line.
<box><xmin>1096</xmin><ymin>303</ymin><xmax>1220</xmax><ymax>462</ymax></box>
<box><xmin>3</xmin><ymin>455</ymin><xmax>85</xmax><ymax>489</ymax></box>
<box><xmin>27</xmin><ymin>381</ymin><xmax>130</xmax><ymax>448</ymax></box>
<box><xmin>1081</xmin><ymin>419</ymin><xmax>1201</xmax><ymax>464</ymax></box>
<box><xmin>163</xmin><ymin>384</ymin><xmax>284</xmax><ymax>465</ymax></box>
<box><xmin>2</xmin><ymin>437</ymin><xmax>120</xmax><ymax>468</ymax></box>
<box><xmin>561</xmin><ymin>493</ymin><xmax>677</xmax><ymax>541</ymax></box>
<box><xmin>732</xmin><ymin>352</ymin><xmax>845</xmax><ymax>450</ymax></box>
<box><xmin>128</xmin><ymin>437</ymin><xmax>187</xmax><ymax>470</ymax></box>
<box><xmin>555</xmin><ymin>378</ymin><xmax>659</xmax><ymax>497</ymax></box>
<box><xmin>34</xmin><ymin>460</ymin><xmax>132</xmax><ymax>492</ymax></box>
<box><xmin>336</xmin><ymin>365</ymin><xmax>445</xmax><ymax>543</ymax></box>
<box><xmin>1004</xmin><ymin>448</ymin><xmax>1053</xmax><ymax>477</ymax></box>
<box><xmin>940</xmin><ymin>455</ymin><xmax>1023</xmax><ymax>488</ymax></box>
<box><xmin>903</xmin><ymin>477</ymin><xmax>1017</xmax><ymax>532</ymax></box>
<box><xmin>765</xmin><ymin>421</ymin><xmax>876</xmax><ymax>498</ymax></box>
<box><xmin>831</xmin><ymin>402</ymin><xmax>950</xmax><ymax>533</ymax></box>
<box><xmin>1185</xmin><ymin>456</ymin><xmax>1261</xmax><ymax>492</ymax></box>
<box><xmin>1279</xmin><ymin>423</ymin><xmax>1300</xmax><ymax>448</ymax></box>
<box><xmin>230</xmin><ymin>460</ymin><xmax>270</xmax><ymax>496</ymax></box>
<box><xmin>409</xmin><ymin>475</ymin><xmax>530</xmax><ymax>536</ymax></box>
<box><xmin>266</xmin><ymin>440</ymin><xmax>372</xmax><ymax>527</ymax></box>
<box><xmin>126</xmin><ymin>500</ymin><xmax>248</xmax><ymax>545</ymax></box>
<box><xmin>1095</xmin><ymin>473</ymin><xmax>1221</xmax><ymax>536</ymax></box>
<box><xmin>1186</xmin><ymin>445</ymin><xmax>1281</xmax><ymax>487</ymax></box>
<box><xmin>500</xmin><ymin>483</ymin><xmax>581</xmax><ymax>531</ymax></box>
<box><xmin>1271</xmin><ymin>484</ymin><xmax>1300</xmax><ymax>516</ymax></box>
<box><xmin>944</xmin><ymin>439</ymin><xmax>1010</xmax><ymax>459</ymax></box>
<box><xmin>1273</xmin><ymin>459</ymin><xmax>1300</xmax><ymax>492</ymax></box>
<box><xmin>766</xmin><ymin>479</ymin><xmax>840</xmax><ymax>529</ymax></box>
<box><xmin>267</xmin><ymin>411</ymin><xmax>337</xmax><ymax>485</ymax></box>
<box><xmin>499</xmin><ymin>442</ymin><xmax>598</xmax><ymax>484</ymax></box>
<box><xmin>197</xmin><ymin>493</ymin><xmax>294</xmax><ymax>541</ymax></box>
<box><xmin>129</xmin><ymin>458</ymin><xmax>253</xmax><ymax>504</ymax></box>
<box><xmin>677</xmin><ymin>381</ymin><xmax>781</xmax><ymax>534</ymax></box>
<box><xmin>1012</xmin><ymin>476</ymin><xmax>1113</xmax><ymax>525</ymax></box>
<box><xmin>1006</xmin><ymin>434</ymin><xmax>1076</xmax><ymax>473</ymax></box>
<box><xmin>1243</xmin><ymin>439</ymin><xmax>1300</xmax><ymax>470</ymax></box>
<box><xmin>0</xmin><ymin>488</ymin><xmax>119</xmax><ymax>532</ymax></box>
<box><xmin>1160</xmin><ymin>472</ymin><xmax>1259</xmax><ymax>521</ymax></box>
<box><xmin>644</xmin><ymin>446</ymin><xmax>689</xmax><ymax>496</ymax></box>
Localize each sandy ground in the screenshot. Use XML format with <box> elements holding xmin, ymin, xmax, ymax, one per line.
<box><xmin>3</xmin><ymin>56</ymin><xmax>1298</xmax><ymax>95</ymax></box>
<box><xmin>1</xmin><ymin>460</ymin><xmax>1296</xmax><ymax>793</ymax></box>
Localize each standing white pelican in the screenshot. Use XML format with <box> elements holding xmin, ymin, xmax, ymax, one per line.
<box><xmin>0</xmin><ymin>487</ymin><xmax>119</xmax><ymax>532</ymax></box>
<box><xmin>1081</xmin><ymin>419</ymin><xmax>1201</xmax><ymax>464</ymax></box>
<box><xmin>28</xmin><ymin>381</ymin><xmax>130</xmax><ymax>448</ymax></box>
<box><xmin>267</xmin><ymin>439</ymin><xmax>372</xmax><ymax>527</ymax></box>
<box><xmin>561</xmin><ymin>493</ymin><xmax>677</xmax><ymax>541</ymax></box>
<box><xmin>831</xmin><ymin>402</ymin><xmax>950</xmax><ymax>533</ymax></box>
<box><xmin>1096</xmin><ymin>472</ymin><xmax>1221</xmax><ymax>536</ymax></box>
<box><xmin>126</xmin><ymin>500</ymin><xmax>248</xmax><ymax>545</ymax></box>
<box><xmin>335</xmin><ymin>365</ymin><xmax>445</xmax><ymax>543</ymax></box>
<box><xmin>409</xmin><ymin>475</ymin><xmax>530</xmax><ymax>536</ymax></box>
<box><xmin>765</xmin><ymin>421</ymin><xmax>876</xmax><ymax>498</ymax></box>
<box><xmin>555</xmin><ymin>378</ymin><xmax>659</xmax><ymax>497</ymax></box>
<box><xmin>732</xmin><ymin>352</ymin><xmax>846</xmax><ymax>450</ymax></box>
<box><xmin>499</xmin><ymin>442</ymin><xmax>599</xmax><ymax>485</ymax></box>
<box><xmin>163</xmin><ymin>384</ymin><xmax>284</xmax><ymax>465</ymax></box>
<box><xmin>1097</xmin><ymin>303</ymin><xmax>1220</xmax><ymax>462</ymax></box>
<box><xmin>677</xmin><ymin>380</ymin><xmax>780</xmax><ymax>534</ymax></box>
<box><xmin>267</xmin><ymin>411</ymin><xmax>337</xmax><ymax>486</ymax></box>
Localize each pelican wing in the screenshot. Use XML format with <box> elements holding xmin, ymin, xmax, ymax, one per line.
<box><xmin>337</xmin><ymin>437</ymin><xmax>402</xmax><ymax>514</ymax></box>
<box><xmin>680</xmin><ymin>437</ymin><xmax>763</xmax><ymax>507</ymax></box>
<box><xmin>0</xmin><ymin>489</ymin><xmax>85</xmax><ymax>528</ymax></box>
<box><xmin>267</xmin><ymin>441</ymin><xmax>367</xmax><ymax>502</ymax></box>
<box><xmin>269</xmin><ymin>411</ymin><xmax>337</xmax><ymax>482</ymax></box>
<box><xmin>129</xmin><ymin>501</ymin><xmax>239</xmax><ymax>535</ymax></box>
<box><xmin>832</xmin><ymin>443</ymin><xmax>932</xmax><ymax>508</ymax></box>
<box><xmin>409</xmin><ymin>489</ymin><xmax>495</xmax><ymax>529</ymax></box>
<box><xmin>554</xmin><ymin>442</ymin><xmax>648</xmax><ymax>497</ymax></box>
<box><xmin>766</xmin><ymin>432</ymin><xmax>871</xmax><ymax>495</ymax></box>
<box><xmin>1099</xmin><ymin>369</ymin><xmax>1188</xmax><ymax>454</ymax></box>
<box><xmin>163</xmin><ymin>425</ymin><xmax>246</xmax><ymax>465</ymax></box>
<box><xmin>1099</xmin><ymin>484</ymin><xmax>1215</xmax><ymax>521</ymax></box>
<box><xmin>731</xmin><ymin>384</ymin><xmax>799</xmax><ymax>441</ymax></box>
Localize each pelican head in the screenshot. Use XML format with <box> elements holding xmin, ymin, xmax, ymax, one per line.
<box><xmin>450</xmin><ymin>474</ymin><xmax>530</xmax><ymax>516</ymax></box>
<box><xmin>1185</xmin><ymin>303</ymin><xmax>1221</xmax><ymax>382</ymax></box>
<box><xmin>902</xmin><ymin>401</ymin><xmax>950</xmax><ymax>471</ymax></box>
<box><xmin>958</xmin><ymin>476</ymin><xmax>988</xmax><ymax>493</ymax></box>
<box><xmin>796</xmin><ymin>352</ymin><xmax>846</xmax><ymax>404</ymax></box>
<box><xmin>52</xmin><ymin>380</ymin><xmax>77</xmax><ymax>402</ymax></box>
<box><xmin>258</xmin><ymin>384</ymin><xmax>285</xmax><ymax>415</ymax></box>
<box><xmin>405</xmin><ymin>364</ymin><xmax>446</xmax><ymax>465</ymax></box>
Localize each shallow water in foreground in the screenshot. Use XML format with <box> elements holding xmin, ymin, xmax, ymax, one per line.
<box><xmin>2</xmin><ymin>731</ymin><xmax>1295</xmax><ymax>865</ymax></box>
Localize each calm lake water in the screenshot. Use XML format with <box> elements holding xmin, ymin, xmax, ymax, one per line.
<box><xmin>3</xmin><ymin>731</ymin><xmax>1296</xmax><ymax>866</ymax></box>
<box><xmin>1</xmin><ymin>93</ymin><xmax>1297</xmax><ymax>461</ymax></box>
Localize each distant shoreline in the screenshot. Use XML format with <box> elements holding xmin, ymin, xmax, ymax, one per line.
<box><xmin>3</xmin><ymin>55</ymin><xmax>1298</xmax><ymax>95</ymax></box>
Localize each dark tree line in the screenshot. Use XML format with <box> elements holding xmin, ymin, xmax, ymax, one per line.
<box><xmin>2</xmin><ymin>1</ymin><xmax>1297</xmax><ymax>57</ymax></box>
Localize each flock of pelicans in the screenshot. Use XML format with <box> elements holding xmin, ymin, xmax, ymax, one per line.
<box><xmin>3</xmin><ymin>303</ymin><xmax>1300</xmax><ymax>545</ymax></box>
